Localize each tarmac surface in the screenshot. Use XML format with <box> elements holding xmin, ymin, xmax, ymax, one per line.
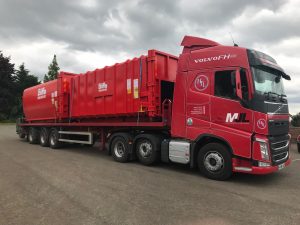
<box><xmin>0</xmin><ymin>124</ymin><xmax>300</xmax><ymax>225</ymax></box>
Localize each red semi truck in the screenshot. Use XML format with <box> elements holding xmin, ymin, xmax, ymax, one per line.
<box><xmin>17</xmin><ymin>36</ymin><xmax>291</xmax><ymax>180</ymax></box>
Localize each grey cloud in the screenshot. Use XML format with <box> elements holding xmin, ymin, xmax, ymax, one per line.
<box><xmin>0</xmin><ymin>0</ymin><xmax>289</xmax><ymax>55</ymax></box>
<box><xmin>179</xmin><ymin>0</ymin><xmax>285</xmax><ymax>29</ymax></box>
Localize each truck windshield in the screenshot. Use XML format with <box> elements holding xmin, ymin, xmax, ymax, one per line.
<box><xmin>251</xmin><ymin>67</ymin><xmax>285</xmax><ymax>96</ymax></box>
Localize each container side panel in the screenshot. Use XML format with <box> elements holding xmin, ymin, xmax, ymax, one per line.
<box><xmin>126</xmin><ymin>60</ymin><xmax>133</xmax><ymax>114</ymax></box>
<box><xmin>95</xmin><ymin>69</ymin><xmax>104</xmax><ymax>115</ymax></box>
<box><xmin>132</xmin><ymin>58</ymin><xmax>140</xmax><ymax>112</ymax></box>
<box><xmin>23</xmin><ymin>80</ymin><xmax>58</xmax><ymax>121</ymax></box>
<box><xmin>87</xmin><ymin>71</ymin><xmax>95</xmax><ymax>115</ymax></box>
<box><xmin>155</xmin><ymin>52</ymin><xmax>177</xmax><ymax>82</ymax></box>
<box><xmin>115</xmin><ymin>63</ymin><xmax>126</xmax><ymax>114</ymax></box>
<box><xmin>24</xmin><ymin>50</ymin><xmax>179</xmax><ymax>122</ymax></box>
<box><xmin>104</xmin><ymin>66</ymin><xmax>114</xmax><ymax>115</ymax></box>
<box><xmin>73</xmin><ymin>76</ymin><xmax>80</xmax><ymax>117</ymax></box>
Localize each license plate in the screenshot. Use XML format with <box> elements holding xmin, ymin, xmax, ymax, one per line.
<box><xmin>278</xmin><ymin>163</ymin><xmax>285</xmax><ymax>170</ymax></box>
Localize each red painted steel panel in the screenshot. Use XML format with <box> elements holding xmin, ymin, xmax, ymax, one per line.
<box><xmin>23</xmin><ymin>80</ymin><xmax>58</xmax><ymax>121</ymax></box>
<box><xmin>22</xmin><ymin>50</ymin><xmax>178</xmax><ymax>122</ymax></box>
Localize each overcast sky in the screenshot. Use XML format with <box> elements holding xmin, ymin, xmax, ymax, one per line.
<box><xmin>0</xmin><ymin>0</ymin><xmax>299</xmax><ymax>114</ymax></box>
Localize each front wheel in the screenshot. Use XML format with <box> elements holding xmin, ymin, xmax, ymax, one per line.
<box><xmin>198</xmin><ymin>143</ymin><xmax>232</xmax><ymax>180</ymax></box>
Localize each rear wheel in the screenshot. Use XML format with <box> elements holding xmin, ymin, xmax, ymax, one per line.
<box><xmin>198</xmin><ymin>143</ymin><xmax>232</xmax><ymax>180</ymax></box>
<box><xmin>136</xmin><ymin>135</ymin><xmax>160</xmax><ymax>166</ymax></box>
<box><xmin>28</xmin><ymin>127</ymin><xmax>39</xmax><ymax>144</ymax></box>
<box><xmin>111</xmin><ymin>136</ymin><xmax>130</xmax><ymax>163</ymax></box>
<box><xmin>40</xmin><ymin>128</ymin><xmax>50</xmax><ymax>147</ymax></box>
<box><xmin>18</xmin><ymin>132</ymin><xmax>26</xmax><ymax>139</ymax></box>
<box><xmin>49</xmin><ymin>128</ymin><xmax>62</xmax><ymax>149</ymax></box>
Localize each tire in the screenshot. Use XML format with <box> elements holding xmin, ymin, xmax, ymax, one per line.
<box><xmin>40</xmin><ymin>128</ymin><xmax>50</xmax><ymax>147</ymax></box>
<box><xmin>297</xmin><ymin>143</ymin><xmax>300</xmax><ymax>153</ymax></box>
<box><xmin>49</xmin><ymin>128</ymin><xmax>62</xmax><ymax>149</ymax></box>
<box><xmin>28</xmin><ymin>127</ymin><xmax>40</xmax><ymax>144</ymax></box>
<box><xmin>197</xmin><ymin>143</ymin><xmax>232</xmax><ymax>180</ymax></box>
<box><xmin>136</xmin><ymin>135</ymin><xmax>161</xmax><ymax>166</ymax></box>
<box><xmin>18</xmin><ymin>132</ymin><xmax>26</xmax><ymax>139</ymax></box>
<box><xmin>111</xmin><ymin>136</ymin><xmax>130</xmax><ymax>163</ymax></box>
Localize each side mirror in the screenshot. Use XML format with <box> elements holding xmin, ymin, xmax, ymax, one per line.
<box><xmin>235</xmin><ymin>69</ymin><xmax>243</xmax><ymax>100</ymax></box>
<box><xmin>235</xmin><ymin>68</ymin><xmax>250</xmax><ymax>108</ymax></box>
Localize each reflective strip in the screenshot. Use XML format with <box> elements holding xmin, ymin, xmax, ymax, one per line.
<box><xmin>234</xmin><ymin>167</ymin><xmax>252</xmax><ymax>172</ymax></box>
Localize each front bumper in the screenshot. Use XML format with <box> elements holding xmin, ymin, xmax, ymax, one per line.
<box><xmin>233</xmin><ymin>158</ymin><xmax>291</xmax><ymax>175</ymax></box>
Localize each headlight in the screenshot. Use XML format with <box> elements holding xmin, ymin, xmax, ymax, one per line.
<box><xmin>259</xmin><ymin>141</ymin><xmax>269</xmax><ymax>160</ymax></box>
<box><xmin>253</xmin><ymin>137</ymin><xmax>271</xmax><ymax>162</ymax></box>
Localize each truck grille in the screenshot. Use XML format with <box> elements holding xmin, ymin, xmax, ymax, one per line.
<box><xmin>269</xmin><ymin>135</ymin><xmax>289</xmax><ymax>165</ymax></box>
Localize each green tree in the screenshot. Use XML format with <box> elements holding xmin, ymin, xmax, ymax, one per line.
<box><xmin>44</xmin><ymin>54</ymin><xmax>60</xmax><ymax>82</ymax></box>
<box><xmin>291</xmin><ymin>113</ymin><xmax>300</xmax><ymax>127</ymax></box>
<box><xmin>11</xmin><ymin>63</ymin><xmax>40</xmax><ymax>118</ymax></box>
<box><xmin>0</xmin><ymin>51</ymin><xmax>15</xmax><ymax>120</ymax></box>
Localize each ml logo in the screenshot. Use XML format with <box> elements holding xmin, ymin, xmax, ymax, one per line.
<box><xmin>226</xmin><ymin>113</ymin><xmax>249</xmax><ymax>123</ymax></box>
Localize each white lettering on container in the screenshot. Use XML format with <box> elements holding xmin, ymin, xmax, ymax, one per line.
<box><xmin>37</xmin><ymin>87</ymin><xmax>47</xmax><ymax>100</ymax></box>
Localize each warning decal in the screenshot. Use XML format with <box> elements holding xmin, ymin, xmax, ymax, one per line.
<box><xmin>127</xmin><ymin>79</ymin><xmax>131</xmax><ymax>94</ymax></box>
<box><xmin>133</xmin><ymin>79</ymin><xmax>139</xmax><ymax>99</ymax></box>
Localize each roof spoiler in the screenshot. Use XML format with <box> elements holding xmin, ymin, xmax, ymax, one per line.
<box><xmin>181</xmin><ymin>36</ymin><xmax>220</xmax><ymax>53</ymax></box>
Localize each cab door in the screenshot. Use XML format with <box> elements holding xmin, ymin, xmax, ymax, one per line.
<box><xmin>185</xmin><ymin>69</ymin><xmax>212</xmax><ymax>140</ymax></box>
<box><xmin>210</xmin><ymin>67</ymin><xmax>253</xmax><ymax>158</ymax></box>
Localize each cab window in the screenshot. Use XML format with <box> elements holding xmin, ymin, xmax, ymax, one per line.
<box><xmin>214</xmin><ymin>70</ymin><xmax>237</xmax><ymax>100</ymax></box>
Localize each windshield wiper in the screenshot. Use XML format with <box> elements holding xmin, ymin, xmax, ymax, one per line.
<box><xmin>264</xmin><ymin>92</ymin><xmax>286</xmax><ymax>102</ymax></box>
<box><xmin>279</xmin><ymin>94</ymin><xmax>287</xmax><ymax>102</ymax></box>
<box><xmin>264</xmin><ymin>91</ymin><xmax>279</xmax><ymax>99</ymax></box>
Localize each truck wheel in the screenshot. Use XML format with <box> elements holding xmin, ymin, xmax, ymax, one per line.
<box><xmin>28</xmin><ymin>127</ymin><xmax>39</xmax><ymax>144</ymax></box>
<box><xmin>40</xmin><ymin>128</ymin><xmax>50</xmax><ymax>147</ymax></box>
<box><xmin>111</xmin><ymin>136</ymin><xmax>130</xmax><ymax>163</ymax></box>
<box><xmin>49</xmin><ymin>128</ymin><xmax>62</xmax><ymax>149</ymax></box>
<box><xmin>198</xmin><ymin>143</ymin><xmax>232</xmax><ymax>180</ymax></box>
<box><xmin>19</xmin><ymin>132</ymin><xmax>26</xmax><ymax>139</ymax></box>
<box><xmin>136</xmin><ymin>135</ymin><xmax>160</xmax><ymax>166</ymax></box>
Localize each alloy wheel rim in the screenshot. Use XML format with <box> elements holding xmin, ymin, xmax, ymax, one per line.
<box><xmin>204</xmin><ymin>151</ymin><xmax>224</xmax><ymax>172</ymax></box>
<box><xmin>139</xmin><ymin>141</ymin><xmax>152</xmax><ymax>158</ymax></box>
<box><xmin>114</xmin><ymin>141</ymin><xmax>125</xmax><ymax>158</ymax></box>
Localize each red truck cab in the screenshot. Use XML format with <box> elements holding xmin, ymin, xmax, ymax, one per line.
<box><xmin>168</xmin><ymin>36</ymin><xmax>291</xmax><ymax>179</ymax></box>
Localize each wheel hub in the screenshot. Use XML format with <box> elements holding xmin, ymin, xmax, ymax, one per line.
<box><xmin>139</xmin><ymin>142</ymin><xmax>152</xmax><ymax>158</ymax></box>
<box><xmin>114</xmin><ymin>141</ymin><xmax>125</xmax><ymax>158</ymax></box>
<box><xmin>50</xmin><ymin>136</ymin><xmax>55</xmax><ymax>146</ymax></box>
<box><xmin>204</xmin><ymin>152</ymin><xmax>224</xmax><ymax>172</ymax></box>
